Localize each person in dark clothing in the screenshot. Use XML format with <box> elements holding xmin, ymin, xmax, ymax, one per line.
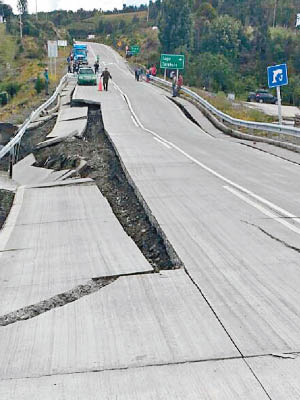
<box><xmin>101</xmin><ymin>67</ymin><xmax>112</xmax><ymax>91</ymax></box>
<box><xmin>44</xmin><ymin>68</ymin><xmax>49</xmax><ymax>95</ymax></box>
<box><xmin>94</xmin><ymin>61</ymin><xmax>99</xmax><ymax>74</ymax></box>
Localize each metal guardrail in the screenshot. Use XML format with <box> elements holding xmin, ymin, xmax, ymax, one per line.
<box><xmin>0</xmin><ymin>74</ymin><xmax>68</xmax><ymax>160</ymax></box>
<box><xmin>151</xmin><ymin>76</ymin><xmax>300</xmax><ymax>138</ymax></box>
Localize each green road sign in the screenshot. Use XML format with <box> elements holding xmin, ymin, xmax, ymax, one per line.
<box><xmin>160</xmin><ymin>54</ymin><xmax>185</xmax><ymax>70</ymax></box>
<box><xmin>130</xmin><ymin>45</ymin><xmax>140</xmax><ymax>55</ymax></box>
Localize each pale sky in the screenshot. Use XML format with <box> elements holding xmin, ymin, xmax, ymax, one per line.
<box><xmin>5</xmin><ymin>0</ymin><xmax>147</xmax><ymax>14</ymax></box>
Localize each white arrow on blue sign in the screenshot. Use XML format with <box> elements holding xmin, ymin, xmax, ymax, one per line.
<box><xmin>267</xmin><ymin>63</ymin><xmax>288</xmax><ymax>88</ymax></box>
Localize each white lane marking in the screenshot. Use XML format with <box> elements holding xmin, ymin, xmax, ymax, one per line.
<box><xmin>224</xmin><ymin>185</ymin><xmax>300</xmax><ymax>235</ymax></box>
<box><xmin>111</xmin><ymin>80</ymin><xmax>299</xmax><ymax>231</ymax></box>
<box><xmin>154</xmin><ymin>137</ymin><xmax>171</xmax><ymax>149</ymax></box>
<box><xmin>131</xmin><ymin>115</ymin><xmax>139</xmax><ymax>127</ymax></box>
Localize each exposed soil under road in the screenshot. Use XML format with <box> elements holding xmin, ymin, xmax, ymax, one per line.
<box><xmin>33</xmin><ymin>105</ymin><xmax>177</xmax><ymax>271</ymax></box>
<box><xmin>0</xmin><ymin>189</ymin><xmax>14</xmax><ymax>230</ymax></box>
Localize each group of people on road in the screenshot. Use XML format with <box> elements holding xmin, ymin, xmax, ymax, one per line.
<box><xmin>67</xmin><ymin>55</ymin><xmax>81</xmax><ymax>74</ymax></box>
<box><xmin>68</xmin><ymin>55</ymin><xmax>183</xmax><ymax>96</ymax></box>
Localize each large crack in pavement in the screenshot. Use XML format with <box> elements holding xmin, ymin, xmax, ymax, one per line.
<box><xmin>0</xmin><ymin>277</ymin><xmax>116</xmax><ymax>327</ymax></box>
<box><xmin>33</xmin><ymin>105</ymin><xmax>178</xmax><ymax>271</ymax></box>
<box><xmin>243</xmin><ymin>220</ymin><xmax>300</xmax><ymax>254</ymax></box>
<box><xmin>169</xmin><ymin>97</ymin><xmax>216</xmax><ymax>138</ymax></box>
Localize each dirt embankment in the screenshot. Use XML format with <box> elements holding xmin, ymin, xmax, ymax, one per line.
<box><xmin>0</xmin><ymin>189</ymin><xmax>14</xmax><ymax>230</ymax></box>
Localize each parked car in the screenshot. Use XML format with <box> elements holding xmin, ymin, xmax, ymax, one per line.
<box><xmin>77</xmin><ymin>67</ymin><xmax>97</xmax><ymax>86</ymax></box>
<box><xmin>247</xmin><ymin>89</ymin><xmax>278</xmax><ymax>104</ymax></box>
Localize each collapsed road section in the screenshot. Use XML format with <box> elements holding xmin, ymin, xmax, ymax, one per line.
<box><xmin>32</xmin><ymin>104</ymin><xmax>178</xmax><ymax>271</ymax></box>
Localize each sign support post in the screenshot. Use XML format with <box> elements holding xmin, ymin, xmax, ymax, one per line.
<box><xmin>267</xmin><ymin>63</ymin><xmax>288</xmax><ymax>125</ymax></box>
<box><xmin>276</xmin><ymin>86</ymin><xmax>282</xmax><ymax>125</ymax></box>
<box><xmin>160</xmin><ymin>54</ymin><xmax>185</xmax><ymax>81</ymax></box>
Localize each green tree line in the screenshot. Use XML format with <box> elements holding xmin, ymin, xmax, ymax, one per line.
<box><xmin>152</xmin><ymin>0</ymin><xmax>300</xmax><ymax>104</ymax></box>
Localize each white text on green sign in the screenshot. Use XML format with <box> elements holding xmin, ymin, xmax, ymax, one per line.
<box><xmin>160</xmin><ymin>54</ymin><xmax>185</xmax><ymax>70</ymax></box>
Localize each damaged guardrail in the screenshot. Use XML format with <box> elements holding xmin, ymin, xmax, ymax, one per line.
<box><xmin>151</xmin><ymin>76</ymin><xmax>300</xmax><ymax>138</ymax></box>
<box><xmin>0</xmin><ymin>74</ymin><xmax>68</xmax><ymax>161</ymax></box>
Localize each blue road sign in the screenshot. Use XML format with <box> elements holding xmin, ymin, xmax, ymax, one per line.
<box><xmin>267</xmin><ymin>63</ymin><xmax>288</xmax><ymax>88</ymax></box>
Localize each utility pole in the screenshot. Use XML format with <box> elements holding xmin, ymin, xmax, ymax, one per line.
<box><xmin>36</xmin><ymin>0</ymin><xmax>38</xmax><ymax>20</ymax></box>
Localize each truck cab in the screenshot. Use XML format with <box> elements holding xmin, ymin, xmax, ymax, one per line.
<box><xmin>73</xmin><ymin>44</ymin><xmax>88</xmax><ymax>65</ymax></box>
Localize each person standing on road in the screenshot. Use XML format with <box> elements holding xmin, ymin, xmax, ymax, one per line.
<box><xmin>67</xmin><ymin>56</ymin><xmax>72</xmax><ymax>73</ymax></box>
<box><xmin>150</xmin><ymin>64</ymin><xmax>157</xmax><ymax>76</ymax></box>
<box><xmin>101</xmin><ymin>67</ymin><xmax>112</xmax><ymax>91</ymax></box>
<box><xmin>44</xmin><ymin>68</ymin><xmax>49</xmax><ymax>95</ymax></box>
<box><xmin>94</xmin><ymin>60</ymin><xmax>100</xmax><ymax>74</ymax></box>
<box><xmin>171</xmin><ymin>71</ymin><xmax>177</xmax><ymax>97</ymax></box>
<box><xmin>135</xmin><ymin>67</ymin><xmax>139</xmax><ymax>81</ymax></box>
<box><xmin>177</xmin><ymin>74</ymin><xmax>183</xmax><ymax>96</ymax></box>
<box><xmin>135</xmin><ymin>67</ymin><xmax>142</xmax><ymax>82</ymax></box>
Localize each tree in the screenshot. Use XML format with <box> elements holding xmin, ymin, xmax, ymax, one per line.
<box><xmin>17</xmin><ymin>0</ymin><xmax>28</xmax><ymax>39</ymax></box>
<box><xmin>203</xmin><ymin>15</ymin><xmax>242</xmax><ymax>59</ymax></box>
<box><xmin>158</xmin><ymin>0</ymin><xmax>192</xmax><ymax>53</ymax></box>
<box><xmin>17</xmin><ymin>0</ymin><xmax>27</xmax><ymax>15</ymax></box>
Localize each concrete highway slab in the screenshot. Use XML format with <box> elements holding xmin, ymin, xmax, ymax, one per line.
<box><xmin>248</xmin><ymin>355</ymin><xmax>300</xmax><ymax>399</ymax></box>
<box><xmin>73</xmin><ymin>85</ymin><xmax>102</xmax><ymax>104</ymax></box>
<box><xmin>107</xmin><ymin>136</ymin><xmax>300</xmax><ymax>355</ymax></box>
<box><xmin>0</xmin><ymin>358</ymin><xmax>269</xmax><ymax>399</ymax></box>
<box><xmin>0</xmin><ymin>270</ymin><xmax>239</xmax><ymax>380</ymax></box>
<box><xmin>12</xmin><ymin>182</ymin><xmax>113</xmax><ymax>225</ymax></box>
<box><xmin>13</xmin><ymin>154</ymin><xmax>53</xmax><ymax>185</ymax></box>
<box><xmin>0</xmin><ymin>178</ymin><xmax>152</xmax><ymax>315</ymax></box>
<box><xmin>176</xmin><ymin>96</ymin><xmax>300</xmax><ymax>163</ymax></box>
<box><xmin>0</xmin><ymin>197</ymin><xmax>152</xmax><ymax>286</ymax></box>
<box><xmin>46</xmin><ymin>118</ymin><xmax>87</xmax><ymax>138</ymax></box>
<box><xmin>58</xmin><ymin>106</ymin><xmax>88</xmax><ymax>122</ymax></box>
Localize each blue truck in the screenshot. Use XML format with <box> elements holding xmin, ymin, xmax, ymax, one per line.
<box><xmin>72</xmin><ymin>44</ymin><xmax>88</xmax><ymax>65</ymax></box>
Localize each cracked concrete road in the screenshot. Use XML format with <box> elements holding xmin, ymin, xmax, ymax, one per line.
<box><xmin>1</xmin><ymin>43</ymin><xmax>300</xmax><ymax>398</ymax></box>
<box><xmin>0</xmin><ymin>178</ymin><xmax>153</xmax><ymax>316</ymax></box>
<box><xmin>71</xmin><ymin>42</ymin><xmax>300</xmax><ymax>398</ymax></box>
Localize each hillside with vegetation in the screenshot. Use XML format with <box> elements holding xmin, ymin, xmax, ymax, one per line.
<box><xmin>0</xmin><ymin>1</ymin><xmax>69</xmax><ymax>122</ymax></box>
<box><xmin>39</xmin><ymin>0</ymin><xmax>300</xmax><ymax>104</ymax></box>
<box><xmin>152</xmin><ymin>0</ymin><xmax>300</xmax><ymax>104</ymax></box>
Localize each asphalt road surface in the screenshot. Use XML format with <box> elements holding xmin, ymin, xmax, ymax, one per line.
<box><xmin>1</xmin><ymin>43</ymin><xmax>300</xmax><ymax>399</ymax></box>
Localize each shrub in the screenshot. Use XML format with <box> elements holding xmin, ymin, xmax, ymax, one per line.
<box><xmin>4</xmin><ymin>82</ymin><xmax>21</xmax><ymax>97</ymax></box>
<box><xmin>34</xmin><ymin>75</ymin><xmax>45</xmax><ymax>94</ymax></box>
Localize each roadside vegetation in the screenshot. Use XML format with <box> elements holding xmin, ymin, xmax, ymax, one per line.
<box><xmin>0</xmin><ymin>1</ymin><xmax>69</xmax><ymax>123</ymax></box>
<box><xmin>38</xmin><ymin>1</ymin><xmax>300</xmax><ymax>108</ymax></box>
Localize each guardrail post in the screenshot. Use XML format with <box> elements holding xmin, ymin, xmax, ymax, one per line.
<box><xmin>9</xmin><ymin>147</ymin><xmax>14</xmax><ymax>179</ymax></box>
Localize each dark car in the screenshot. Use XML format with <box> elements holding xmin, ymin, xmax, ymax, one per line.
<box><xmin>247</xmin><ymin>90</ymin><xmax>278</xmax><ymax>104</ymax></box>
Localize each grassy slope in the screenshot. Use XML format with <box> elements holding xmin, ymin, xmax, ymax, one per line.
<box><xmin>0</xmin><ymin>26</ymin><xmax>69</xmax><ymax>123</ymax></box>
<box><xmin>65</xmin><ymin>11</ymin><xmax>147</xmax><ymax>33</ymax></box>
<box><xmin>0</xmin><ymin>25</ymin><xmax>17</xmax><ymax>67</ymax></box>
<box><xmin>89</xmin><ymin>11</ymin><xmax>147</xmax><ymax>25</ymax></box>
